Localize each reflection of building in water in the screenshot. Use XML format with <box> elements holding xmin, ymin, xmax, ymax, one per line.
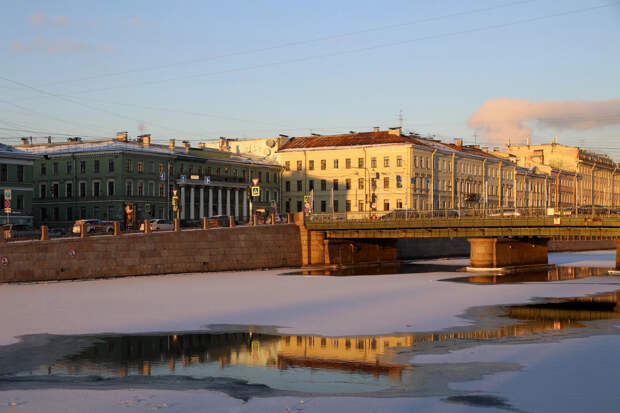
<box><xmin>464</xmin><ymin>266</ymin><xmax>612</xmax><ymax>284</ymax></box>
<box><xmin>46</xmin><ymin>293</ymin><xmax>620</xmax><ymax>380</ymax></box>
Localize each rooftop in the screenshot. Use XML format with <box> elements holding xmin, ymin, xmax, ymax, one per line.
<box><xmin>278</xmin><ymin>129</ymin><xmax>421</xmax><ymax>151</ymax></box>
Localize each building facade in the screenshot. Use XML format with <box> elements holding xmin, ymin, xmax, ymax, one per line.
<box><xmin>0</xmin><ymin>144</ymin><xmax>37</xmax><ymax>225</ymax></box>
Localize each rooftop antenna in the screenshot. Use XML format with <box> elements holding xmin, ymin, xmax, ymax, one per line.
<box><xmin>398</xmin><ymin>109</ymin><xmax>404</xmax><ymax>128</ymax></box>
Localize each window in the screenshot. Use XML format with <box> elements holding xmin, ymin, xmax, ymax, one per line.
<box><xmin>51</xmin><ymin>183</ymin><xmax>59</xmax><ymax>199</ymax></box>
<box><xmin>384</xmin><ymin>156</ymin><xmax>389</xmax><ymax>167</ymax></box>
<box><xmin>346</xmin><ymin>200</ymin><xmax>351</xmax><ymax>211</ymax></box>
<box><xmin>66</xmin><ymin>182</ymin><xmax>73</xmax><ymax>198</ymax></box>
<box><xmin>308</xmin><ymin>160</ymin><xmax>314</xmax><ymax>171</ymax></box>
<box><xmin>309</xmin><ymin>180</ymin><xmax>314</xmax><ymax>191</ymax></box>
<box><xmin>67</xmin><ymin>207</ymin><xmax>73</xmax><ymax>221</ymax></box>
<box><xmin>320</xmin><ymin>200</ymin><xmax>326</xmax><ymax>212</ymax></box>
<box><xmin>358</xmin><ymin>178</ymin><xmax>364</xmax><ymax>190</ymax></box>
<box><xmin>94</xmin><ymin>160</ymin><xmax>100</xmax><ymax>173</ymax></box>
<box><xmin>358</xmin><ymin>158</ymin><xmax>364</xmax><ymax>168</ymax></box>
<box><xmin>358</xmin><ymin>200</ymin><xmax>364</xmax><ymax>211</ymax></box>
<box><xmin>296</xmin><ymin>180</ymin><xmax>302</xmax><ymax>192</ymax></box>
<box><xmin>384</xmin><ymin>177</ymin><xmax>389</xmax><ymax>189</ymax></box>
<box><xmin>109</xmin><ymin>159</ymin><xmax>115</xmax><ymax>172</ymax></box>
<box><xmin>79</xmin><ymin>182</ymin><xmax>86</xmax><ymax>198</ymax></box>
<box><xmin>41</xmin><ymin>207</ymin><xmax>47</xmax><ymax>222</ymax></box>
<box><xmin>396</xmin><ymin>175</ymin><xmax>403</xmax><ymax>188</ymax></box>
<box><xmin>345</xmin><ymin>158</ymin><xmax>351</xmax><ymax>169</ymax></box>
<box><xmin>320</xmin><ymin>180</ymin><xmax>327</xmax><ymax>191</ymax></box>
<box><xmin>296</xmin><ymin>160</ymin><xmax>302</xmax><ymax>171</ymax></box>
<box><xmin>40</xmin><ymin>163</ymin><xmax>47</xmax><ymax>176</ymax></box>
<box><xmin>346</xmin><ymin>178</ymin><xmax>351</xmax><ymax>190</ymax></box>
<box><xmin>333</xmin><ymin>200</ymin><xmax>339</xmax><ymax>212</ymax></box>
<box><xmin>138</xmin><ymin>161</ymin><xmax>144</xmax><ymax>173</ymax></box>
<box><xmin>149</xmin><ymin>182</ymin><xmax>154</xmax><ymax>196</ymax></box>
<box><xmin>0</xmin><ymin>164</ymin><xmax>6</xmax><ymax>182</ymax></box>
<box><xmin>285</xmin><ymin>200</ymin><xmax>290</xmax><ymax>213</ymax></box>
<box><xmin>53</xmin><ymin>207</ymin><xmax>60</xmax><ymax>221</ymax></box>
<box><xmin>159</xmin><ymin>183</ymin><xmax>165</xmax><ymax>197</ymax></box>
<box><xmin>371</xmin><ymin>157</ymin><xmax>377</xmax><ymax>168</ymax></box>
<box><xmin>384</xmin><ymin>200</ymin><xmax>390</xmax><ymax>211</ymax></box>
<box><xmin>127</xmin><ymin>160</ymin><xmax>133</xmax><ymax>172</ymax></box>
<box><xmin>16</xmin><ymin>195</ymin><xmax>23</xmax><ymax>210</ymax></box>
<box><xmin>333</xmin><ymin>159</ymin><xmax>339</xmax><ymax>169</ymax></box>
<box><xmin>285</xmin><ymin>181</ymin><xmax>291</xmax><ymax>192</ymax></box>
<box><xmin>17</xmin><ymin>165</ymin><xmax>24</xmax><ymax>183</ymax></box>
<box><xmin>320</xmin><ymin>160</ymin><xmax>326</xmax><ymax>170</ymax></box>
<box><xmin>108</xmin><ymin>180</ymin><xmax>115</xmax><ymax>196</ymax></box>
<box><xmin>66</xmin><ymin>161</ymin><xmax>72</xmax><ymax>175</ymax></box>
<box><xmin>53</xmin><ymin>162</ymin><xmax>58</xmax><ymax>176</ymax></box>
<box><xmin>285</xmin><ymin>161</ymin><xmax>290</xmax><ymax>171</ymax></box>
<box><xmin>397</xmin><ymin>199</ymin><xmax>403</xmax><ymax>209</ymax></box>
<box><xmin>396</xmin><ymin>156</ymin><xmax>403</xmax><ymax>167</ymax></box>
<box><xmin>296</xmin><ymin>200</ymin><xmax>302</xmax><ymax>212</ymax></box>
<box><xmin>80</xmin><ymin>207</ymin><xmax>86</xmax><ymax>219</ymax></box>
<box><xmin>137</xmin><ymin>181</ymin><xmax>144</xmax><ymax>196</ymax></box>
<box><xmin>333</xmin><ymin>179</ymin><xmax>338</xmax><ymax>190</ymax></box>
<box><xmin>126</xmin><ymin>181</ymin><xmax>132</xmax><ymax>196</ymax></box>
<box><xmin>80</xmin><ymin>161</ymin><xmax>86</xmax><ymax>174</ymax></box>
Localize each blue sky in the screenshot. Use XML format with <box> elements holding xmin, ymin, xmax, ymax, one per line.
<box><xmin>1</xmin><ymin>0</ymin><xmax>619</xmax><ymax>158</ymax></box>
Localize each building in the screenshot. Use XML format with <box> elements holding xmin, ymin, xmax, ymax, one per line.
<box><xmin>504</xmin><ymin>140</ymin><xmax>620</xmax><ymax>209</ymax></box>
<box><xmin>0</xmin><ymin>143</ymin><xmax>38</xmax><ymax>225</ymax></box>
<box><xmin>16</xmin><ymin>133</ymin><xmax>282</xmax><ymax>229</ymax></box>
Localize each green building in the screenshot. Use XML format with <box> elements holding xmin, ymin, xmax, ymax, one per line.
<box><xmin>0</xmin><ymin>143</ymin><xmax>37</xmax><ymax>226</ymax></box>
<box><xmin>17</xmin><ymin>133</ymin><xmax>282</xmax><ymax>229</ymax></box>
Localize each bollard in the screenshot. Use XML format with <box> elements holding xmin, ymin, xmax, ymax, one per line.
<box><xmin>287</xmin><ymin>213</ymin><xmax>292</xmax><ymax>224</ymax></box>
<box><xmin>174</xmin><ymin>218</ymin><xmax>180</xmax><ymax>232</ymax></box>
<box><xmin>80</xmin><ymin>222</ymin><xmax>87</xmax><ymax>239</ymax></box>
<box><xmin>202</xmin><ymin>216</ymin><xmax>208</xmax><ymax>230</ymax></box>
<box><xmin>271</xmin><ymin>211</ymin><xmax>275</xmax><ymax>225</ymax></box>
<box><xmin>228</xmin><ymin>216</ymin><xmax>234</xmax><ymax>227</ymax></box>
<box><xmin>40</xmin><ymin>225</ymin><xmax>49</xmax><ymax>241</ymax></box>
<box><xmin>113</xmin><ymin>221</ymin><xmax>121</xmax><ymax>236</ymax></box>
<box><xmin>143</xmin><ymin>219</ymin><xmax>151</xmax><ymax>234</ymax></box>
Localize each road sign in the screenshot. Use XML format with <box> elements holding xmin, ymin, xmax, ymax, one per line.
<box><xmin>251</xmin><ymin>186</ymin><xmax>260</xmax><ymax>197</ymax></box>
<box><xmin>3</xmin><ymin>189</ymin><xmax>11</xmax><ymax>200</ymax></box>
<box><xmin>270</xmin><ymin>200</ymin><xmax>277</xmax><ymax>208</ymax></box>
<box><xmin>252</xmin><ymin>178</ymin><xmax>259</xmax><ymax>185</ymax></box>
<box><xmin>3</xmin><ymin>199</ymin><xmax>9</xmax><ymax>209</ymax></box>
<box><xmin>204</xmin><ymin>176</ymin><xmax>211</xmax><ymax>184</ymax></box>
<box><xmin>1</xmin><ymin>256</ymin><xmax>8</xmax><ymax>266</ymax></box>
<box><xmin>4</xmin><ymin>207</ymin><xmax>10</xmax><ymax>214</ymax></box>
<box><xmin>160</xmin><ymin>172</ymin><xmax>166</xmax><ymax>181</ymax></box>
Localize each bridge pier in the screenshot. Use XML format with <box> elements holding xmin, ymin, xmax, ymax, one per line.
<box><xmin>294</xmin><ymin>213</ymin><xmax>397</xmax><ymax>266</ymax></box>
<box><xmin>468</xmin><ymin>237</ymin><xmax>550</xmax><ymax>270</ymax></box>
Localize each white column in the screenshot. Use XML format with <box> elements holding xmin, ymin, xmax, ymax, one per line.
<box><xmin>226</xmin><ymin>188</ymin><xmax>231</xmax><ymax>216</ymax></box>
<box><xmin>243</xmin><ymin>190</ymin><xmax>248</xmax><ymax>219</ymax></box>
<box><xmin>218</xmin><ymin>188</ymin><xmax>223</xmax><ymax>215</ymax></box>
<box><xmin>180</xmin><ymin>186</ymin><xmax>186</xmax><ymax>220</ymax></box>
<box><xmin>235</xmin><ymin>189</ymin><xmax>239</xmax><ymax>218</ymax></box>
<box><xmin>208</xmin><ymin>187</ymin><xmax>213</xmax><ymax>217</ymax></box>
<box><xmin>190</xmin><ymin>186</ymin><xmax>195</xmax><ymax>220</ymax></box>
<box><xmin>199</xmin><ymin>187</ymin><xmax>205</xmax><ymax>218</ymax></box>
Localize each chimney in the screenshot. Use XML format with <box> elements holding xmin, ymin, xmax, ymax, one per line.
<box><xmin>138</xmin><ymin>134</ymin><xmax>151</xmax><ymax>146</ymax></box>
<box><xmin>388</xmin><ymin>127</ymin><xmax>401</xmax><ymax>136</ymax></box>
<box><xmin>116</xmin><ymin>131</ymin><xmax>128</xmax><ymax>142</ymax></box>
<box><xmin>553</xmin><ymin>135</ymin><xmax>558</xmax><ymax>145</ymax></box>
<box><xmin>455</xmin><ymin>138</ymin><xmax>463</xmax><ymax>148</ymax></box>
<box><xmin>373</xmin><ymin>127</ymin><xmax>380</xmax><ymax>133</ymax></box>
<box><xmin>20</xmin><ymin>138</ymin><xmax>29</xmax><ymax>145</ymax></box>
<box><xmin>218</xmin><ymin>137</ymin><xmax>228</xmax><ymax>152</ymax></box>
<box><xmin>182</xmin><ymin>140</ymin><xmax>190</xmax><ymax>152</ymax></box>
<box><xmin>168</xmin><ymin>139</ymin><xmax>175</xmax><ymax>150</ymax></box>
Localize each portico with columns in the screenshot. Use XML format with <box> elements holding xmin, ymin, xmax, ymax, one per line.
<box><xmin>176</xmin><ymin>177</ymin><xmax>249</xmax><ymax>221</ymax></box>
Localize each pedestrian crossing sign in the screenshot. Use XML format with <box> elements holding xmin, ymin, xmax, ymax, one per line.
<box><xmin>251</xmin><ymin>186</ymin><xmax>260</xmax><ymax>197</ymax></box>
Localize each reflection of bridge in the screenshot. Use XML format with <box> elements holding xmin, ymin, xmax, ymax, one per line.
<box><xmin>294</xmin><ymin>213</ymin><xmax>620</xmax><ymax>269</ymax></box>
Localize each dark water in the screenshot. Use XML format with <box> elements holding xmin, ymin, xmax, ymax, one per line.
<box><xmin>2</xmin><ymin>288</ymin><xmax>620</xmax><ymax>400</ymax></box>
<box><xmin>283</xmin><ymin>262</ymin><xmax>462</xmax><ymax>276</ymax></box>
<box><xmin>445</xmin><ymin>266</ymin><xmax>615</xmax><ymax>284</ymax></box>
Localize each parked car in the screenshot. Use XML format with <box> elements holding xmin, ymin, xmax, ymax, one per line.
<box><xmin>139</xmin><ymin>219</ymin><xmax>174</xmax><ymax>231</ymax></box>
<box><xmin>72</xmin><ymin>219</ymin><xmax>114</xmax><ymax>234</ymax></box>
<box><xmin>205</xmin><ymin>215</ymin><xmax>230</xmax><ymax>228</ymax></box>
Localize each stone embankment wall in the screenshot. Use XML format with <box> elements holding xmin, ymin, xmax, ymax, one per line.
<box><xmin>0</xmin><ymin>225</ymin><xmax>301</xmax><ymax>283</ymax></box>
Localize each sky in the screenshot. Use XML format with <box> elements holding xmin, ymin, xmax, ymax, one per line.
<box><xmin>1</xmin><ymin>0</ymin><xmax>619</xmax><ymax>159</ymax></box>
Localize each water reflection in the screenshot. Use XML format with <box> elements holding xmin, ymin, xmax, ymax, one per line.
<box><xmin>284</xmin><ymin>262</ymin><xmax>461</xmax><ymax>276</ymax></box>
<box><xmin>447</xmin><ymin>266</ymin><xmax>614</xmax><ymax>284</ymax></box>
<box><xmin>3</xmin><ymin>290</ymin><xmax>620</xmax><ymax>396</ymax></box>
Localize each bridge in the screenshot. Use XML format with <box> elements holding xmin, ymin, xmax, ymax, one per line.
<box><xmin>294</xmin><ymin>211</ymin><xmax>620</xmax><ymax>270</ymax></box>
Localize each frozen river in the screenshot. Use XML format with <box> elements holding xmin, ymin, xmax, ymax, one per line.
<box><xmin>1</xmin><ymin>250</ymin><xmax>620</xmax><ymax>412</ymax></box>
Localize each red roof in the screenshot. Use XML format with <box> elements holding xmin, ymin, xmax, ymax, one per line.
<box><xmin>278</xmin><ymin>131</ymin><xmax>422</xmax><ymax>150</ymax></box>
